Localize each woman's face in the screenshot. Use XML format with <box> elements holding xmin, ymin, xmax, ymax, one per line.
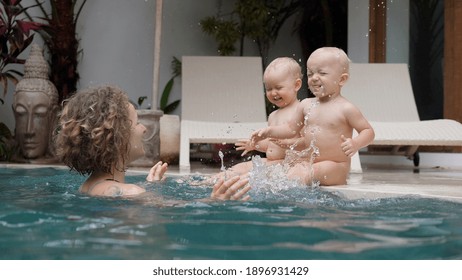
<box><xmin>127</xmin><ymin>104</ymin><xmax>147</xmax><ymax>162</ymax></box>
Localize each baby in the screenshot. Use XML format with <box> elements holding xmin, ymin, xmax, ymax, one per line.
<box><xmin>251</xmin><ymin>47</ymin><xmax>375</xmax><ymax>186</ymax></box>
<box><xmin>221</xmin><ymin>57</ymin><xmax>304</xmax><ymax>177</ymax></box>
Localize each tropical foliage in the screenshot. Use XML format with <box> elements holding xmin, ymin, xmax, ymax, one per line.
<box><xmin>200</xmin><ymin>0</ymin><xmax>300</xmax><ymax>115</ymax></box>
<box><xmin>23</xmin><ymin>0</ymin><xmax>87</xmax><ymax>103</ymax></box>
<box><xmin>160</xmin><ymin>56</ymin><xmax>181</xmax><ymax>114</ymax></box>
<box><xmin>0</xmin><ymin>122</ymin><xmax>14</xmax><ymax>161</ymax></box>
<box><xmin>200</xmin><ymin>0</ymin><xmax>299</xmax><ymax>66</ymax></box>
<box><xmin>0</xmin><ymin>0</ymin><xmax>43</xmax><ymax>104</ymax></box>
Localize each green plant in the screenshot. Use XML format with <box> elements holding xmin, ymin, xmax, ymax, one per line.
<box><xmin>22</xmin><ymin>0</ymin><xmax>87</xmax><ymax>103</ymax></box>
<box><xmin>135</xmin><ymin>57</ymin><xmax>181</xmax><ymax>113</ymax></box>
<box><xmin>200</xmin><ymin>0</ymin><xmax>300</xmax><ymax>115</ymax></box>
<box><xmin>0</xmin><ymin>0</ymin><xmax>44</xmax><ymax>104</ymax></box>
<box><xmin>0</xmin><ymin>122</ymin><xmax>14</xmax><ymax>161</ymax></box>
<box><xmin>200</xmin><ymin>0</ymin><xmax>300</xmax><ymax>65</ymax></box>
<box><xmin>199</xmin><ymin>17</ymin><xmax>240</xmax><ymax>56</ymax></box>
<box><xmin>160</xmin><ymin>56</ymin><xmax>181</xmax><ymax>114</ymax></box>
<box><xmin>137</xmin><ymin>96</ymin><xmax>147</xmax><ymax>108</ymax></box>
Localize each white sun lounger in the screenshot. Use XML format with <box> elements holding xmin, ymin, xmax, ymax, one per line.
<box><xmin>180</xmin><ymin>56</ymin><xmax>267</xmax><ymax>171</ymax></box>
<box><xmin>343</xmin><ymin>63</ymin><xmax>462</xmax><ymax>171</ymax></box>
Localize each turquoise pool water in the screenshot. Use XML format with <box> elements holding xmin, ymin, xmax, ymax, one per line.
<box><xmin>0</xmin><ymin>167</ymin><xmax>461</xmax><ymax>260</ymax></box>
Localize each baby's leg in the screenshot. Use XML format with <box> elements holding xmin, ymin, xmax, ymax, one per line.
<box><xmin>312</xmin><ymin>161</ymin><xmax>350</xmax><ymax>186</ymax></box>
<box><xmin>227</xmin><ymin>160</ymin><xmax>255</xmax><ymax>175</ymax></box>
<box><xmin>286</xmin><ymin>160</ymin><xmax>350</xmax><ymax>186</ymax></box>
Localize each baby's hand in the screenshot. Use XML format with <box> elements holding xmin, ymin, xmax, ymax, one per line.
<box><xmin>146</xmin><ymin>161</ymin><xmax>168</xmax><ymax>182</ymax></box>
<box><xmin>235</xmin><ymin>139</ymin><xmax>255</xmax><ymax>156</ymax></box>
<box><xmin>250</xmin><ymin>127</ymin><xmax>269</xmax><ymax>145</ymax></box>
<box><xmin>340</xmin><ymin>135</ymin><xmax>357</xmax><ymax>157</ymax></box>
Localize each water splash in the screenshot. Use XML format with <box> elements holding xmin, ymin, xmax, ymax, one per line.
<box><xmin>285</xmin><ymin>99</ymin><xmax>321</xmax><ymax>186</ymax></box>
<box><xmin>218</xmin><ymin>150</ymin><xmax>229</xmax><ymax>181</ymax></box>
<box><xmin>247</xmin><ymin>98</ymin><xmax>322</xmax><ymax>189</ymax></box>
<box><xmin>303</xmin><ymin>98</ymin><xmax>320</xmax><ymax>123</ymax></box>
<box><xmin>218</xmin><ymin>150</ymin><xmax>225</xmax><ymax>172</ymax></box>
<box><xmin>247</xmin><ymin>155</ymin><xmax>329</xmax><ymax>202</ymax></box>
<box><xmin>248</xmin><ymin>155</ymin><xmax>299</xmax><ymax>194</ymax></box>
<box><xmin>316</xmin><ymin>85</ymin><xmax>325</xmax><ymax>97</ymax></box>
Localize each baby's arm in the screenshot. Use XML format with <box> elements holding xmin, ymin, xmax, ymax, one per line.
<box><xmin>235</xmin><ymin>138</ymin><xmax>269</xmax><ymax>156</ymax></box>
<box><xmin>341</xmin><ymin>104</ymin><xmax>375</xmax><ymax>157</ymax></box>
<box><xmin>273</xmin><ymin>135</ymin><xmax>306</xmax><ymax>150</ymax></box>
<box><xmin>251</xmin><ymin>103</ymin><xmax>305</xmax><ymax>143</ymax></box>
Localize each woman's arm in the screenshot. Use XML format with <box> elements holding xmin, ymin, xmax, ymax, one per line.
<box><xmin>146</xmin><ymin>161</ymin><xmax>168</xmax><ymax>181</ymax></box>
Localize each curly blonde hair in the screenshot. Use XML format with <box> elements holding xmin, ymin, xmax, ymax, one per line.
<box><xmin>56</xmin><ymin>85</ymin><xmax>132</xmax><ymax>175</ymax></box>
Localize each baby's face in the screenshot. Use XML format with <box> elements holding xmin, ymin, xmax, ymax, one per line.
<box><xmin>307</xmin><ymin>50</ymin><xmax>346</xmax><ymax>99</ymax></box>
<box><xmin>264</xmin><ymin>68</ymin><xmax>300</xmax><ymax>108</ymax></box>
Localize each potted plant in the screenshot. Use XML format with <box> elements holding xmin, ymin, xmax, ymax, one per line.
<box><xmin>0</xmin><ymin>0</ymin><xmax>44</xmax><ymax>162</ymax></box>
<box><xmin>129</xmin><ymin>105</ymin><xmax>164</xmax><ymax>168</ymax></box>
<box><xmin>22</xmin><ymin>0</ymin><xmax>87</xmax><ymax>104</ymax></box>
<box><xmin>1</xmin><ymin>0</ymin><xmax>44</xmax><ymax>102</ymax></box>
<box><xmin>129</xmin><ymin>57</ymin><xmax>181</xmax><ymax>167</ymax></box>
<box><xmin>0</xmin><ymin>122</ymin><xmax>14</xmax><ymax>161</ymax></box>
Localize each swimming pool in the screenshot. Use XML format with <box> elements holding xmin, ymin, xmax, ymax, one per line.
<box><xmin>1</xmin><ymin>166</ymin><xmax>461</xmax><ymax>260</ymax></box>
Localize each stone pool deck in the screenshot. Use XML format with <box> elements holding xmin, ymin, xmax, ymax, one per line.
<box><xmin>2</xmin><ymin>152</ymin><xmax>462</xmax><ymax>203</ymax></box>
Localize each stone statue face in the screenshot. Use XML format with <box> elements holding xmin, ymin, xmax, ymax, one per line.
<box><xmin>13</xmin><ymin>91</ymin><xmax>53</xmax><ymax>159</ymax></box>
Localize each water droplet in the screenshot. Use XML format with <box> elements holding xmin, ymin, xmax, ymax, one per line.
<box><xmin>218</xmin><ymin>150</ymin><xmax>226</xmax><ymax>172</ymax></box>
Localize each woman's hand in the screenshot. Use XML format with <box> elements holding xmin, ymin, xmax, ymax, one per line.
<box><xmin>146</xmin><ymin>161</ymin><xmax>168</xmax><ymax>182</ymax></box>
<box><xmin>211</xmin><ymin>175</ymin><xmax>251</xmax><ymax>201</ymax></box>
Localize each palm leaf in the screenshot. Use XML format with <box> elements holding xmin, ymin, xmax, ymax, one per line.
<box><xmin>163</xmin><ymin>100</ymin><xmax>180</xmax><ymax>115</ymax></box>
<box><xmin>160</xmin><ymin>77</ymin><xmax>174</xmax><ymax>110</ymax></box>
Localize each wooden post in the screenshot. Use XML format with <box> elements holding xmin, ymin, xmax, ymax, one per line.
<box><xmin>444</xmin><ymin>0</ymin><xmax>462</xmax><ymax>123</ymax></box>
<box><xmin>368</xmin><ymin>0</ymin><xmax>387</xmax><ymax>63</ymax></box>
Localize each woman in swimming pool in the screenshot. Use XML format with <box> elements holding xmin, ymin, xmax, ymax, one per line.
<box><xmin>56</xmin><ymin>84</ymin><xmax>250</xmax><ymax>199</ymax></box>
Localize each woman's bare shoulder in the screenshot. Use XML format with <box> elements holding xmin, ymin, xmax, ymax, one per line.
<box><xmin>82</xmin><ymin>181</ymin><xmax>146</xmax><ymax>197</ymax></box>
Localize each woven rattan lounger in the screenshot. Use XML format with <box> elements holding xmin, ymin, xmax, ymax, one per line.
<box><xmin>343</xmin><ymin>63</ymin><xmax>462</xmax><ymax>171</ymax></box>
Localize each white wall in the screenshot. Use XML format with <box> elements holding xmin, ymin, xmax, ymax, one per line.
<box><xmin>386</xmin><ymin>0</ymin><xmax>409</xmax><ymax>63</ymax></box>
<box><xmin>348</xmin><ymin>0</ymin><xmax>409</xmax><ymax>63</ymax></box>
<box><xmin>1</xmin><ymin>0</ymin><xmax>409</xmax><ymax>131</ymax></box>
<box><xmin>77</xmin><ymin>0</ymin><xmax>156</xmax><ymax>107</ymax></box>
<box><xmin>158</xmin><ymin>0</ymin><xmax>243</xmax><ymax>116</ymax></box>
<box><xmin>348</xmin><ymin>0</ymin><xmax>370</xmax><ymax>63</ymax></box>
<box><xmin>159</xmin><ymin>0</ymin><xmax>304</xmax><ymax>115</ymax></box>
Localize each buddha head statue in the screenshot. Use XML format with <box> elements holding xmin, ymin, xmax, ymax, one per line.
<box><xmin>12</xmin><ymin>44</ymin><xmax>59</xmax><ymax>160</ymax></box>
